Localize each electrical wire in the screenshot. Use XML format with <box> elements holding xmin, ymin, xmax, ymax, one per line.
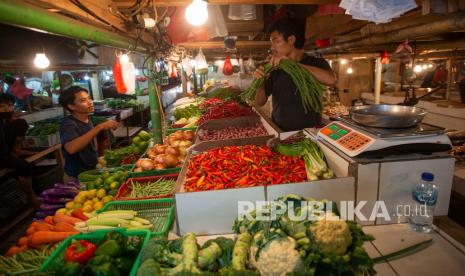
<box><xmin>70</xmin><ymin>0</ymin><xmax>112</xmax><ymax>27</ymax></box>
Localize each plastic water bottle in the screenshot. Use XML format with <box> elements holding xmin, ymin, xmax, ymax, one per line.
<box><xmin>409</xmin><ymin>172</ymin><xmax>438</xmax><ymax>233</ymax></box>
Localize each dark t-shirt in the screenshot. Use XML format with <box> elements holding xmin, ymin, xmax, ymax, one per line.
<box><xmin>265</xmin><ymin>55</ymin><xmax>331</xmax><ymax>131</ymax></box>
<box><xmin>60</xmin><ymin>116</ymin><xmax>98</xmax><ymax>177</ymax></box>
<box><xmin>3</xmin><ymin>119</ymin><xmax>29</xmax><ymax>149</ymax></box>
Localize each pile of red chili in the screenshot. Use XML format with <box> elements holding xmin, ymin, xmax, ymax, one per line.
<box><xmin>184</xmin><ymin>145</ymin><xmax>307</xmax><ymax>192</ymax></box>
<box><xmin>198</xmin><ymin>101</ymin><xmax>256</xmax><ymax>125</ymax></box>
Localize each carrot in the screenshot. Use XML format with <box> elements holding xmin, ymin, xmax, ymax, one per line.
<box><xmin>5</xmin><ymin>246</ymin><xmax>20</xmax><ymax>257</ymax></box>
<box><xmin>17</xmin><ymin>245</ymin><xmax>28</xmax><ymax>252</ymax></box>
<box><xmin>26</xmin><ymin>226</ymin><xmax>36</xmax><ymax>235</ymax></box>
<box><xmin>53</xmin><ymin>222</ymin><xmax>75</xmax><ymax>232</ymax></box>
<box><xmin>53</xmin><ymin>214</ymin><xmax>83</xmax><ymax>225</ymax></box>
<box><xmin>44</xmin><ymin>216</ymin><xmax>54</xmax><ymax>225</ymax></box>
<box><xmin>35</xmin><ymin>222</ymin><xmax>54</xmax><ymax>231</ymax></box>
<box><xmin>18</xmin><ymin>237</ymin><xmax>28</xmax><ymax>246</ymax></box>
<box><xmin>30</xmin><ymin>221</ymin><xmax>40</xmax><ymax>228</ymax></box>
<box><xmin>29</xmin><ymin>231</ymin><xmax>77</xmax><ymax>246</ymax></box>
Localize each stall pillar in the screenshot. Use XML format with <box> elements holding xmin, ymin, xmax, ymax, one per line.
<box><xmin>374</xmin><ymin>57</ymin><xmax>382</xmax><ymax>104</ymax></box>
<box><xmin>148</xmin><ymin>58</ymin><xmax>163</xmax><ymax>144</ymax></box>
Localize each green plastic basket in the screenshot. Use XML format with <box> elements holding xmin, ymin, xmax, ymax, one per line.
<box><xmin>39</xmin><ymin>228</ymin><xmax>150</xmax><ymax>275</ymax></box>
<box><xmin>130</xmin><ymin>167</ymin><xmax>181</xmax><ymax>178</ymax></box>
<box><xmin>97</xmin><ymin>198</ymin><xmax>175</xmax><ymax>237</ymax></box>
<box><xmin>166</xmin><ymin>126</ymin><xmax>197</xmax><ymax>134</ymax></box>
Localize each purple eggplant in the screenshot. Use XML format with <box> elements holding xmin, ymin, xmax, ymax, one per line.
<box><xmin>38</xmin><ymin>196</ymin><xmax>71</xmax><ymax>204</ymax></box>
<box><xmin>39</xmin><ymin>203</ymin><xmax>64</xmax><ymax>212</ymax></box>
<box><xmin>66</xmin><ymin>179</ymin><xmax>81</xmax><ymax>188</ymax></box>
<box><xmin>35</xmin><ymin>209</ymin><xmax>57</xmax><ymax>218</ymax></box>
<box><xmin>41</xmin><ymin>187</ymin><xmax>78</xmax><ymax>198</ymax></box>
<box><xmin>54</xmin><ymin>183</ymin><xmax>80</xmax><ymax>190</ymax></box>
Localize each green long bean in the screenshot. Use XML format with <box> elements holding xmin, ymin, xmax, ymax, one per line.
<box><xmin>129</xmin><ymin>178</ymin><xmax>176</xmax><ymax>198</ymax></box>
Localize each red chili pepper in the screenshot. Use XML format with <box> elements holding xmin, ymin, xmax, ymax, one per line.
<box><xmin>64</xmin><ymin>239</ymin><xmax>96</xmax><ymax>264</ymax></box>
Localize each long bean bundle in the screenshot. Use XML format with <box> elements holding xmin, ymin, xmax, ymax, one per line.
<box><xmin>129</xmin><ymin>178</ymin><xmax>176</xmax><ymax>198</ymax></box>
<box><xmin>241</xmin><ymin>59</ymin><xmax>326</xmax><ymax>113</ymax></box>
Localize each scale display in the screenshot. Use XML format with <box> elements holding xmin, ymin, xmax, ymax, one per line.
<box><xmin>318</xmin><ymin>122</ymin><xmax>374</xmax><ymax>156</ymax></box>
<box><xmin>317</xmin><ymin>121</ymin><xmax>451</xmax><ymax>157</ymax></box>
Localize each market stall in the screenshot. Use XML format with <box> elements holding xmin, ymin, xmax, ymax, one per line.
<box><xmin>2</xmin><ymin>1</ymin><xmax>465</xmax><ymax>276</ymax></box>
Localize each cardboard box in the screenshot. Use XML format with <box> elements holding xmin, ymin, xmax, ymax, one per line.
<box><xmin>23</xmin><ymin>133</ymin><xmax>60</xmax><ymax>148</ymax></box>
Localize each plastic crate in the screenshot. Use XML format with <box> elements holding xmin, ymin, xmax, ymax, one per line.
<box><xmin>97</xmin><ymin>198</ymin><xmax>174</xmax><ymax>237</ymax></box>
<box><xmin>40</xmin><ymin>228</ymin><xmax>150</xmax><ymax>275</ymax></box>
<box><xmin>130</xmin><ymin>167</ymin><xmax>181</xmax><ymax>178</ymax></box>
<box><xmin>115</xmin><ymin>174</ymin><xmax>178</xmax><ymax>200</ymax></box>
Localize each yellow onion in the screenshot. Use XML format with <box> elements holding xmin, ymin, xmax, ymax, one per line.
<box><xmin>182</xmin><ymin>130</ymin><xmax>194</xmax><ymax>141</ymax></box>
<box><xmin>154</xmin><ymin>154</ymin><xmax>167</xmax><ymax>164</ymax></box>
<box><xmin>139</xmin><ymin>158</ymin><xmax>154</xmax><ymax>171</ymax></box>
<box><xmin>178</xmin><ymin>140</ymin><xmax>193</xmax><ymax>147</ymax></box>
<box><xmin>172</xmin><ymin>131</ymin><xmax>184</xmax><ymax>140</ymax></box>
<box><xmin>164</xmin><ymin>154</ymin><xmax>179</xmax><ymax>168</ymax></box>
<box><xmin>178</xmin><ymin>146</ymin><xmax>188</xmax><ymax>156</ymax></box>
<box><xmin>155</xmin><ymin>163</ymin><xmax>166</xmax><ymax>170</ymax></box>
<box><xmin>171</xmin><ymin>140</ymin><xmax>181</xmax><ymax>147</ymax></box>
<box><xmin>147</xmin><ymin>147</ymin><xmax>157</xmax><ymax>159</ymax></box>
<box><xmin>134</xmin><ymin>167</ymin><xmax>143</xmax><ymax>173</ymax></box>
<box><xmin>165</xmin><ymin>146</ymin><xmax>179</xmax><ymax>156</ymax></box>
<box><xmin>154</xmin><ymin>144</ymin><xmax>166</xmax><ymax>154</ymax></box>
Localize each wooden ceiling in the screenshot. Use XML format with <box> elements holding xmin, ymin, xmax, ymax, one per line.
<box><xmin>7</xmin><ymin>1</ymin><xmax>465</xmax><ymax>61</ymax></box>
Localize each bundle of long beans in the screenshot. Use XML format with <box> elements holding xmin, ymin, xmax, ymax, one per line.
<box><xmin>241</xmin><ymin>59</ymin><xmax>326</xmax><ymax>113</ymax></box>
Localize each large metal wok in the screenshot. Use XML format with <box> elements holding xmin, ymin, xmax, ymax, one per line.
<box><xmin>350</xmin><ymin>104</ymin><xmax>427</xmax><ymax>128</ymax></box>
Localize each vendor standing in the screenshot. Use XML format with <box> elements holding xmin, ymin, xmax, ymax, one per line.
<box><xmin>59</xmin><ymin>86</ymin><xmax>118</xmax><ymax>180</ymax></box>
<box><xmin>254</xmin><ymin>18</ymin><xmax>336</xmax><ymax>131</ymax></box>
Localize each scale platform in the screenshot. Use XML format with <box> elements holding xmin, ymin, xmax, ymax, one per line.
<box><xmin>317</xmin><ymin>117</ymin><xmax>452</xmax><ymax>157</ymax></box>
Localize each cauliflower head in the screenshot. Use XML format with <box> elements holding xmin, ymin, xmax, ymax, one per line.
<box><xmin>255</xmin><ymin>237</ymin><xmax>303</xmax><ymax>276</ymax></box>
<box><xmin>309</xmin><ymin>219</ymin><xmax>352</xmax><ymax>255</ymax></box>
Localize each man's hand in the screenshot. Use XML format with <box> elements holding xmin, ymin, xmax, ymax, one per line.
<box><xmin>269</xmin><ymin>54</ymin><xmax>288</xmax><ymax>67</ymax></box>
<box><xmin>253</xmin><ymin>66</ymin><xmax>266</xmax><ymax>80</ymax></box>
<box><xmin>98</xmin><ymin>120</ymin><xmax>119</xmax><ymax>131</ymax></box>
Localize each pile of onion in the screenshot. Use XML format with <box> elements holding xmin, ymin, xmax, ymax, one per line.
<box><xmin>134</xmin><ymin>130</ymin><xmax>195</xmax><ymax>172</ymax></box>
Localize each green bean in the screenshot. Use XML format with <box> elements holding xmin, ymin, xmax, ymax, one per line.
<box><xmin>129</xmin><ymin>178</ymin><xmax>176</xmax><ymax>198</ymax></box>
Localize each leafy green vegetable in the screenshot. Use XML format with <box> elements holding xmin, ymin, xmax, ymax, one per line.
<box><xmin>173</xmin><ymin>104</ymin><xmax>202</xmax><ymax>120</ymax></box>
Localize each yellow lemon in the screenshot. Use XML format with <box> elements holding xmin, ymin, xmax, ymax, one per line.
<box><xmin>56</xmin><ymin>208</ymin><xmax>67</xmax><ymax>215</ymax></box>
<box><xmin>92</xmin><ymin>197</ymin><xmax>100</xmax><ymax>204</ymax></box>
<box><xmin>74</xmin><ymin>203</ymin><xmax>83</xmax><ymax>209</ymax></box>
<box><xmin>78</xmin><ymin>191</ymin><xmax>87</xmax><ymax>198</ymax></box>
<box><xmin>84</xmin><ymin>200</ymin><xmax>93</xmax><ymax>206</ymax></box>
<box><xmin>86</xmin><ymin>189</ymin><xmax>97</xmax><ymax>199</ymax></box>
<box><xmin>93</xmin><ymin>202</ymin><xmax>104</xmax><ymax>210</ymax></box>
<box><xmin>102</xmin><ymin>195</ymin><xmax>113</xmax><ymax>204</ymax></box>
<box><xmin>96</xmin><ymin>189</ymin><xmax>106</xmax><ymax>199</ymax></box>
<box><xmin>65</xmin><ymin>201</ymin><xmax>75</xmax><ymax>210</ymax></box>
<box><xmin>82</xmin><ymin>205</ymin><xmax>94</xmax><ymax>213</ymax></box>
<box><xmin>109</xmin><ymin>182</ymin><xmax>119</xmax><ymax>190</ymax></box>
<box><xmin>65</xmin><ymin>209</ymin><xmax>73</xmax><ymax>216</ymax></box>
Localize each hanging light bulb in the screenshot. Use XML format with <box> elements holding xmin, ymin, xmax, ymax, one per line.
<box><xmin>428</xmin><ymin>64</ymin><xmax>433</xmax><ymax>68</ymax></box>
<box><xmin>120</xmin><ymin>54</ymin><xmax>129</xmax><ymax>63</ymax></box>
<box><xmin>84</xmin><ymin>74</ymin><xmax>90</xmax><ymax>81</ymax></box>
<box><xmin>34</xmin><ymin>53</ymin><xmax>50</xmax><ymax>69</ymax></box>
<box><xmin>135</xmin><ymin>69</ymin><xmax>140</xmax><ymax>75</ymax></box>
<box><xmin>414</xmin><ymin>65</ymin><xmax>422</xmax><ymax>73</ymax></box>
<box><xmin>340</xmin><ymin>59</ymin><xmax>348</xmax><ymax>65</ymax></box>
<box><xmin>346</xmin><ymin>67</ymin><xmax>353</xmax><ymax>74</ymax></box>
<box><xmin>422</xmin><ymin>64</ymin><xmax>428</xmax><ymax>70</ymax></box>
<box><xmin>185</xmin><ymin>0</ymin><xmax>208</xmax><ymax>26</ymax></box>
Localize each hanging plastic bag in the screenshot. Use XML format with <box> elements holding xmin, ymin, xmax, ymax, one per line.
<box><xmin>113</xmin><ymin>57</ymin><xmax>127</xmax><ymax>93</ymax></box>
<box><xmin>228</xmin><ymin>5</ymin><xmax>256</xmax><ymax>20</ymax></box>
<box><xmin>195</xmin><ymin>48</ymin><xmax>208</xmax><ymax>74</ymax></box>
<box><xmin>121</xmin><ymin>61</ymin><xmax>135</xmax><ymax>94</ymax></box>
<box><xmin>223</xmin><ymin>55</ymin><xmax>233</xmax><ymax>76</ymax></box>
<box><xmin>207</xmin><ymin>5</ymin><xmax>228</xmax><ymax>38</ymax></box>
<box><xmin>182</xmin><ymin>57</ymin><xmax>193</xmax><ymax>77</ymax></box>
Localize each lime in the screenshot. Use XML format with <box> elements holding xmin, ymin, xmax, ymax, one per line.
<box><xmin>87</xmin><ymin>183</ymin><xmax>96</xmax><ymax>190</ymax></box>
<box><xmin>110</xmin><ymin>181</ymin><xmax>119</xmax><ymax>190</ymax></box>
<box><xmin>138</xmin><ymin>130</ymin><xmax>151</xmax><ymax>141</ymax></box>
<box><xmin>108</xmin><ymin>189</ymin><xmax>118</xmax><ymax>196</ymax></box>
<box><xmin>101</xmin><ymin>171</ymin><xmax>110</xmax><ymax>180</ymax></box>
<box><xmin>104</xmin><ymin>177</ymin><xmax>115</xmax><ymax>185</ymax></box>
<box><xmin>138</xmin><ymin>141</ymin><xmax>148</xmax><ymax>151</ymax></box>
<box><xmin>95</xmin><ymin>178</ymin><xmax>103</xmax><ymax>185</ymax></box>
<box><xmin>132</xmin><ymin>136</ymin><xmax>141</xmax><ymax>146</ymax></box>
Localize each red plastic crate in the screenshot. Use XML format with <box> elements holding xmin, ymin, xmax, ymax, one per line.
<box><xmin>115</xmin><ymin>174</ymin><xmax>178</xmax><ymax>200</ymax></box>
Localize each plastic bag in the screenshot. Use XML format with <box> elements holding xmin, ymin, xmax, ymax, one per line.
<box><xmin>223</xmin><ymin>55</ymin><xmax>233</xmax><ymax>76</ymax></box>
<box><xmin>182</xmin><ymin>57</ymin><xmax>193</xmax><ymax>76</ymax></box>
<box><xmin>195</xmin><ymin>48</ymin><xmax>208</xmax><ymax>73</ymax></box>
<box><xmin>207</xmin><ymin>5</ymin><xmax>228</xmax><ymax>38</ymax></box>
<box><xmin>121</xmin><ymin>61</ymin><xmax>135</xmax><ymax>94</ymax></box>
<box><xmin>113</xmin><ymin>58</ymin><xmax>127</xmax><ymax>93</ymax></box>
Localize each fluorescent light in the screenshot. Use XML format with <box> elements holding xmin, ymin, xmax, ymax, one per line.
<box><xmin>34</xmin><ymin>53</ymin><xmax>50</xmax><ymax>69</ymax></box>
<box><xmin>185</xmin><ymin>0</ymin><xmax>208</xmax><ymax>26</ymax></box>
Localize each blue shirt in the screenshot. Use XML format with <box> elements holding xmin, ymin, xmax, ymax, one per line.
<box><xmin>60</xmin><ymin>116</ymin><xmax>98</xmax><ymax>177</ymax></box>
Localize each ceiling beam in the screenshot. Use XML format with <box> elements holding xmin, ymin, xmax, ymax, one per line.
<box><xmin>178</xmin><ymin>40</ymin><xmax>271</xmax><ymax>49</ymax></box>
<box><xmin>113</xmin><ymin>0</ymin><xmax>339</xmax><ymax>8</ymax></box>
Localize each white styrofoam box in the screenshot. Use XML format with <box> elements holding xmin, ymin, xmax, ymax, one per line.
<box><xmin>266</xmin><ymin>176</ymin><xmax>356</xmax><ymax>211</ymax></box>
<box><xmin>175</xmin><ymin>186</ymin><xmax>266</xmax><ymax>236</ymax></box>
<box><xmin>356</xmin><ymin>163</ymin><xmax>381</xmax><ymax>226</ymax></box>
<box><xmin>376</xmin><ymin>157</ymin><xmax>454</xmax><ymax>225</ymax></box>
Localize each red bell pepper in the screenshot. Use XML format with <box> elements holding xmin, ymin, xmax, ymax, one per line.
<box><xmin>64</xmin><ymin>239</ymin><xmax>96</xmax><ymax>264</ymax></box>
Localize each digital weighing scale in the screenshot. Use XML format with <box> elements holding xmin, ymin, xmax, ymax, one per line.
<box><xmin>317</xmin><ymin>116</ymin><xmax>452</xmax><ymax>157</ymax></box>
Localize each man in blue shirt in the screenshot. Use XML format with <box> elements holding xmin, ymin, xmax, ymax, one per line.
<box><xmin>59</xmin><ymin>86</ymin><xmax>118</xmax><ymax>180</ymax></box>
